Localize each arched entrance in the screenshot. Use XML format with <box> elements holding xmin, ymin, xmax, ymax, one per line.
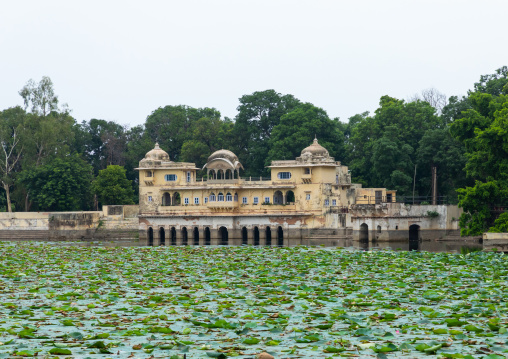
<box><xmin>181</xmin><ymin>227</ymin><xmax>188</xmax><ymax>245</ymax></box>
<box><xmin>242</xmin><ymin>227</ymin><xmax>248</xmax><ymax>245</ymax></box>
<box><xmin>277</xmin><ymin>226</ymin><xmax>283</xmax><ymax>246</ymax></box>
<box><xmin>193</xmin><ymin>227</ymin><xmax>199</xmax><ymax>245</ymax></box>
<box><xmin>265</xmin><ymin>226</ymin><xmax>272</xmax><ymax>246</ymax></box>
<box><xmin>148</xmin><ymin>227</ymin><xmax>153</xmax><ymax>246</ymax></box>
<box><xmin>359</xmin><ymin>223</ymin><xmax>369</xmax><ymax>241</ymax></box>
<box><xmin>204</xmin><ymin>227</ymin><xmax>211</xmax><ymax>245</ymax></box>
<box><xmin>159</xmin><ymin>227</ymin><xmax>165</xmax><ymax>246</ymax></box>
<box><xmin>253</xmin><ymin>227</ymin><xmax>260</xmax><ymax>246</ymax></box>
<box><xmin>285</xmin><ymin>190</ymin><xmax>295</xmax><ymax>203</ymax></box>
<box><xmin>409</xmin><ymin>224</ymin><xmax>420</xmax><ymax>242</ymax></box>
<box><xmin>219</xmin><ymin>226</ymin><xmax>228</xmax><ymax>245</ymax></box>
<box><xmin>273</xmin><ymin>191</ymin><xmax>283</xmax><ymax>205</ymax></box>
<box><xmin>171</xmin><ymin>227</ymin><xmax>176</xmax><ymax>246</ymax></box>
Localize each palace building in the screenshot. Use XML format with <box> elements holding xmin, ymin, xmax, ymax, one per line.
<box><xmin>137</xmin><ymin>139</ymin><xmax>396</xmax><ymax>246</ymax></box>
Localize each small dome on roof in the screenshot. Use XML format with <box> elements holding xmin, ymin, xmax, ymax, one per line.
<box><xmin>144</xmin><ymin>143</ymin><xmax>170</xmax><ymax>161</ymax></box>
<box><xmin>301</xmin><ymin>138</ymin><xmax>329</xmax><ymax>157</ymax></box>
<box><xmin>207</xmin><ymin>149</ymin><xmax>239</xmax><ymax>163</ymax></box>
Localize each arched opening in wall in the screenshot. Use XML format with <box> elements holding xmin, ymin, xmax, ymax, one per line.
<box><xmin>273</xmin><ymin>191</ymin><xmax>283</xmax><ymax>205</ymax></box>
<box><xmin>241</xmin><ymin>227</ymin><xmax>248</xmax><ymax>245</ymax></box>
<box><xmin>265</xmin><ymin>226</ymin><xmax>272</xmax><ymax>246</ymax></box>
<box><xmin>226</xmin><ymin>192</ymin><xmax>232</xmax><ymax>202</ymax></box>
<box><xmin>148</xmin><ymin>227</ymin><xmax>153</xmax><ymax>246</ymax></box>
<box><xmin>204</xmin><ymin>227</ymin><xmax>211</xmax><ymax>245</ymax></box>
<box><xmin>219</xmin><ymin>226</ymin><xmax>228</xmax><ymax>245</ymax></box>
<box><xmin>218</xmin><ymin>192</ymin><xmax>224</xmax><ymax>201</ymax></box>
<box><xmin>377</xmin><ymin>225</ymin><xmax>381</xmax><ymax>233</ymax></box>
<box><xmin>159</xmin><ymin>227</ymin><xmax>165</xmax><ymax>246</ymax></box>
<box><xmin>193</xmin><ymin>227</ymin><xmax>199</xmax><ymax>245</ymax></box>
<box><xmin>409</xmin><ymin>224</ymin><xmax>420</xmax><ymax>242</ymax></box>
<box><xmin>171</xmin><ymin>227</ymin><xmax>176</xmax><ymax>245</ymax></box>
<box><xmin>359</xmin><ymin>223</ymin><xmax>368</xmax><ymax>241</ymax></box>
<box><xmin>181</xmin><ymin>227</ymin><xmax>188</xmax><ymax>245</ymax></box>
<box><xmin>173</xmin><ymin>192</ymin><xmax>181</xmax><ymax>206</ymax></box>
<box><xmin>277</xmin><ymin>226</ymin><xmax>283</xmax><ymax>246</ymax></box>
<box><xmin>285</xmin><ymin>190</ymin><xmax>295</xmax><ymax>203</ymax></box>
<box><xmin>162</xmin><ymin>192</ymin><xmax>171</xmax><ymax>206</ymax></box>
<box><xmin>253</xmin><ymin>227</ymin><xmax>260</xmax><ymax>246</ymax></box>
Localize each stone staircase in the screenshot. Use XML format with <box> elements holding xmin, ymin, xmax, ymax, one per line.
<box><xmin>0</xmin><ymin>230</ymin><xmax>49</xmax><ymax>241</ymax></box>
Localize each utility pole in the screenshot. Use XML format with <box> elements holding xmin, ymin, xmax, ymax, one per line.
<box><xmin>412</xmin><ymin>165</ymin><xmax>417</xmax><ymax>204</ymax></box>
<box><xmin>431</xmin><ymin>166</ymin><xmax>437</xmax><ymax>205</ymax></box>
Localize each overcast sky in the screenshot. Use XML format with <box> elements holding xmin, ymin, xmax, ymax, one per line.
<box><xmin>1</xmin><ymin>0</ymin><xmax>507</xmax><ymax>127</ymax></box>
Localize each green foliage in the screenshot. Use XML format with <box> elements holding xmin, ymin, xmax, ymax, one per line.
<box><xmin>20</xmin><ymin>154</ymin><xmax>93</xmax><ymax>211</ymax></box>
<box><xmin>488</xmin><ymin>212</ymin><xmax>508</xmax><ymax>233</ymax></box>
<box><xmin>426</xmin><ymin>210</ymin><xmax>440</xmax><ymax>218</ymax></box>
<box><xmin>92</xmin><ymin>165</ymin><xmax>135</xmax><ymax>206</ymax></box>
<box><xmin>233</xmin><ymin>89</ymin><xmax>301</xmax><ymax>176</ymax></box>
<box><xmin>268</xmin><ymin>103</ymin><xmax>345</xmax><ymax>165</ymax></box>
<box><xmin>145</xmin><ymin>105</ymin><xmax>221</xmax><ymax>162</ymax></box>
<box><xmin>346</xmin><ymin>96</ymin><xmax>444</xmax><ymax>195</ymax></box>
<box><xmin>450</xmin><ymin>67</ymin><xmax>508</xmax><ymax>235</ymax></box>
<box><xmin>1</xmin><ymin>243</ymin><xmax>507</xmax><ymax>358</ymax></box>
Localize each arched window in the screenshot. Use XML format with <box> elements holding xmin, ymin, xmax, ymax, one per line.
<box><xmin>162</xmin><ymin>192</ymin><xmax>171</xmax><ymax>206</ymax></box>
<box><xmin>209</xmin><ymin>193</ymin><xmax>216</xmax><ymax>202</ymax></box>
<box><xmin>173</xmin><ymin>192</ymin><xmax>181</xmax><ymax>205</ymax></box>
<box><xmin>377</xmin><ymin>225</ymin><xmax>381</xmax><ymax>233</ymax></box>
<box><xmin>273</xmin><ymin>191</ymin><xmax>283</xmax><ymax>204</ymax></box>
<box><xmin>226</xmin><ymin>192</ymin><xmax>232</xmax><ymax>202</ymax></box>
<box><xmin>277</xmin><ymin>172</ymin><xmax>292</xmax><ymax>180</ymax></box>
<box><xmin>234</xmin><ymin>193</ymin><xmax>238</xmax><ymax>202</ymax></box>
<box><xmin>218</xmin><ymin>192</ymin><xmax>224</xmax><ymax>201</ymax></box>
<box><xmin>285</xmin><ymin>190</ymin><xmax>295</xmax><ymax>203</ymax></box>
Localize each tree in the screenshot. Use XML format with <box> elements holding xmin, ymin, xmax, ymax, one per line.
<box><xmin>267</xmin><ymin>103</ymin><xmax>344</xmax><ymax>164</ymax></box>
<box><xmin>0</xmin><ymin>107</ymin><xmax>26</xmax><ymax>212</ymax></box>
<box><xmin>409</xmin><ymin>88</ymin><xmax>448</xmax><ymax>114</ymax></box>
<box><xmin>450</xmin><ymin>67</ymin><xmax>508</xmax><ymax>235</ymax></box>
<box><xmin>180</xmin><ymin>117</ymin><xmax>234</xmax><ymax>168</ymax></box>
<box><xmin>144</xmin><ymin>105</ymin><xmax>221</xmax><ymax>162</ymax></box>
<box><xmin>233</xmin><ymin>90</ymin><xmax>301</xmax><ymax>176</ymax></box>
<box><xmin>20</xmin><ymin>154</ymin><xmax>93</xmax><ymax>211</ymax></box>
<box><xmin>346</xmin><ymin>96</ymin><xmax>443</xmax><ymax>192</ymax></box>
<box><xmin>92</xmin><ymin>165</ymin><xmax>135</xmax><ymax>206</ymax></box>
<box><xmin>416</xmin><ymin>128</ymin><xmax>469</xmax><ymax>201</ymax></box>
<box><xmin>18</xmin><ymin>76</ymin><xmax>59</xmax><ymax>117</ymax></box>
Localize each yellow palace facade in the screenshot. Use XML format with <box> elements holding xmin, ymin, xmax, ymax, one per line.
<box><xmin>137</xmin><ymin>139</ymin><xmax>395</xmax><ymax>246</ymax></box>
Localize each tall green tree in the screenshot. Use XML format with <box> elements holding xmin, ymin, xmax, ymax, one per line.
<box><xmin>180</xmin><ymin>117</ymin><xmax>234</xmax><ymax>168</ymax></box>
<box><xmin>346</xmin><ymin>96</ymin><xmax>443</xmax><ymax>195</ymax></box>
<box><xmin>267</xmin><ymin>103</ymin><xmax>344</xmax><ymax>164</ymax></box>
<box><xmin>450</xmin><ymin>67</ymin><xmax>508</xmax><ymax>235</ymax></box>
<box><xmin>20</xmin><ymin>154</ymin><xmax>93</xmax><ymax>211</ymax></box>
<box><xmin>233</xmin><ymin>90</ymin><xmax>300</xmax><ymax>176</ymax></box>
<box><xmin>144</xmin><ymin>105</ymin><xmax>221</xmax><ymax>162</ymax></box>
<box><xmin>92</xmin><ymin>165</ymin><xmax>135</xmax><ymax>207</ymax></box>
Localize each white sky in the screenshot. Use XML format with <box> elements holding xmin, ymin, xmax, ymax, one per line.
<box><xmin>1</xmin><ymin>0</ymin><xmax>507</xmax><ymax>127</ymax></box>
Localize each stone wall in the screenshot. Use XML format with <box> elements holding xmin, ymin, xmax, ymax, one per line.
<box><xmin>0</xmin><ymin>206</ymin><xmax>140</xmax><ymax>242</ymax></box>
<box><xmin>350</xmin><ymin>203</ymin><xmax>462</xmax><ymax>241</ymax></box>
<box><xmin>483</xmin><ymin>232</ymin><xmax>508</xmax><ymax>252</ymax></box>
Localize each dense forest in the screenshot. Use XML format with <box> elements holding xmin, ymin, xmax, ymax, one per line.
<box><xmin>1</xmin><ymin>67</ymin><xmax>507</xmax><ymax>235</ymax></box>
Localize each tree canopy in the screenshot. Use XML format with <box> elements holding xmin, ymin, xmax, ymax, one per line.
<box><xmin>2</xmin><ymin>68</ymin><xmax>508</xmax><ymax>238</ymax></box>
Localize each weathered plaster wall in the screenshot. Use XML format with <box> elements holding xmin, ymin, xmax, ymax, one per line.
<box><xmin>483</xmin><ymin>232</ymin><xmax>508</xmax><ymax>252</ymax></box>
<box><xmin>351</xmin><ymin>204</ymin><xmax>462</xmax><ymax>241</ymax></box>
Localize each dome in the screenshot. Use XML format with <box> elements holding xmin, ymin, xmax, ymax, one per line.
<box><xmin>144</xmin><ymin>143</ymin><xmax>170</xmax><ymax>161</ymax></box>
<box><xmin>301</xmin><ymin>138</ymin><xmax>329</xmax><ymax>157</ymax></box>
<box><xmin>207</xmin><ymin>149</ymin><xmax>239</xmax><ymax>163</ymax></box>
<box><xmin>203</xmin><ymin>149</ymin><xmax>243</xmax><ymax>171</ymax></box>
